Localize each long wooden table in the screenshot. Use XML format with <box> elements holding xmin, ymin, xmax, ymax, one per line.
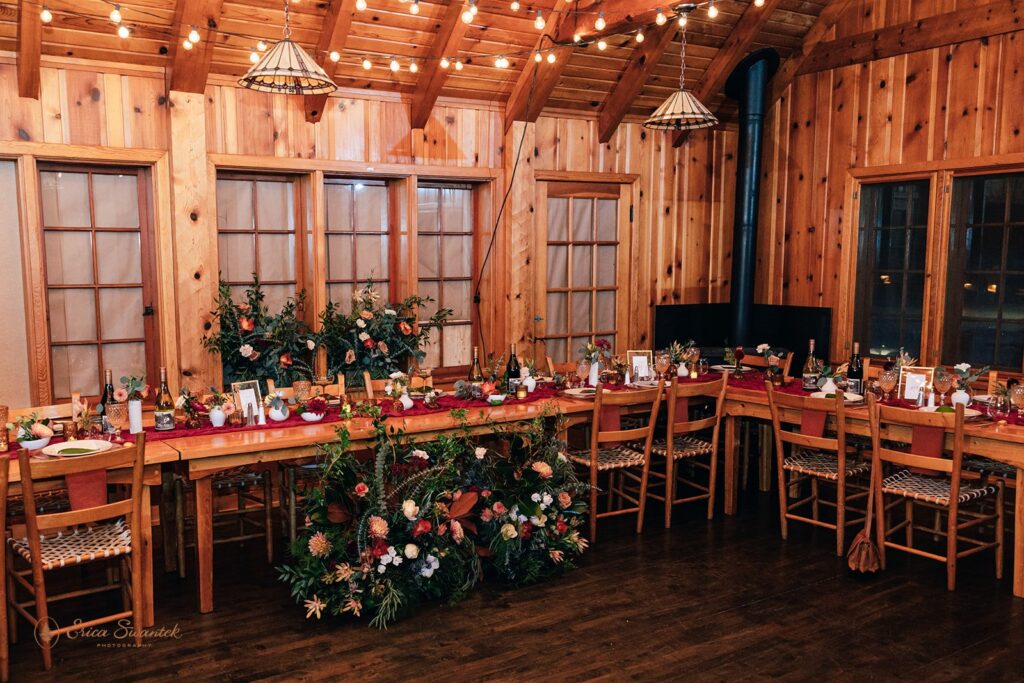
<box><xmin>160</xmin><ymin>389</ymin><xmax>1024</xmax><ymax>612</ymax></box>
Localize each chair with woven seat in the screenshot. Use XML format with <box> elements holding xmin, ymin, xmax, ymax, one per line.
<box><xmin>767</xmin><ymin>383</ymin><xmax>870</xmax><ymax>556</ymax></box>
<box><xmin>4</xmin><ymin>436</ymin><xmax>147</xmax><ymax>672</ymax></box>
<box><xmin>567</xmin><ymin>380</ymin><xmax>663</xmax><ymax>542</ymax></box>
<box><xmin>644</xmin><ymin>374</ymin><xmax>728</xmax><ymax>527</ymax></box>
<box><xmin>868</xmin><ymin>396</ymin><xmax>1004</xmax><ymax>591</ymax></box>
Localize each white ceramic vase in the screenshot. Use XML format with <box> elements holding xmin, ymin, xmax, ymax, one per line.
<box><xmin>269</xmin><ymin>405</ymin><xmax>290</xmax><ymax>422</ymax></box>
<box><xmin>209</xmin><ymin>406</ymin><xmax>227</xmax><ymax>428</ymax></box>
<box><xmin>128</xmin><ymin>399</ymin><xmax>143</xmax><ymax>434</ymax></box>
<box><xmin>588</xmin><ymin>363</ymin><xmax>600</xmax><ymax>387</ymax></box>
<box><xmin>399</xmin><ymin>394</ymin><xmax>415</xmax><ymax>410</ymax></box>
<box><xmin>523</xmin><ymin>376</ymin><xmax>537</xmax><ymax>393</ymax></box>
<box><xmin>819</xmin><ymin>377</ymin><xmax>839</xmax><ymax>394</ymax></box>
<box><xmin>950</xmin><ymin>388</ymin><xmax>971</xmax><ymax>406</ymax></box>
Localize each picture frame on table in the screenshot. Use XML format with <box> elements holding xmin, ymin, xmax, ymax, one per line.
<box><xmin>627</xmin><ymin>350</ymin><xmax>654</xmax><ymax>381</ymax></box>
<box><xmin>898</xmin><ymin>366</ymin><xmax>934</xmax><ymax>402</ymax></box>
<box><xmin>231</xmin><ymin>380</ymin><xmax>265</xmax><ymax>424</ymax></box>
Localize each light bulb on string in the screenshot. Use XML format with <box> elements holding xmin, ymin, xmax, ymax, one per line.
<box><xmin>390</xmin><ymin>58</ymin><xmax>400</xmax><ymax>72</ymax></box>
<box><xmin>469</xmin><ymin>0</ymin><xmax>478</xmax><ymax>15</ymax></box>
<box><xmin>597</xmin><ymin>39</ymin><xmax>607</xmax><ymax>50</ymax></box>
<box><xmin>461</xmin><ymin>7</ymin><xmax>473</xmax><ymax>23</ymax></box>
<box><xmin>329</xmin><ymin>50</ymin><xmax>340</xmax><ymax>62</ymax></box>
<box><xmin>454</xmin><ymin>59</ymin><xmax>464</xmax><ymax>70</ymax></box>
<box><xmin>362</xmin><ymin>57</ymin><xmax>372</xmax><ymax>70</ymax></box>
<box><xmin>410</xmin><ymin>0</ymin><xmax>419</xmax><ymax>13</ymax></box>
<box><xmin>510</xmin><ymin>0</ymin><xmax>520</xmax><ymax>9</ymax></box>
<box><xmin>117</xmin><ymin>24</ymin><xmax>130</xmax><ymax>39</ymax></box>
<box><xmin>573</xmin><ymin>32</ymin><xmax>581</xmax><ymax>43</ymax></box>
<box><xmin>678</xmin><ymin>14</ymin><xmax>687</xmax><ymax>27</ymax></box>
<box><xmin>355</xmin><ymin>0</ymin><xmax>367</xmax><ymax>10</ymax></box>
<box><xmin>410</xmin><ymin>61</ymin><xmax>418</xmax><ymax>73</ymax></box>
<box><xmin>257</xmin><ymin>40</ymin><xmax>267</xmax><ymax>51</ymax></box>
<box><xmin>754</xmin><ymin>0</ymin><xmax>765</xmax><ymax>5</ymax></box>
<box><xmin>109</xmin><ymin>4</ymin><xmax>122</xmax><ymax>24</ymax></box>
<box><xmin>595</xmin><ymin>12</ymin><xmax>605</xmax><ymax>31</ymax></box>
<box><xmin>655</xmin><ymin>9</ymin><xmax>667</xmax><ymax>25</ymax></box>
<box><xmin>534</xmin><ymin>10</ymin><xmax>545</xmax><ymax>30</ymax></box>
<box><xmin>40</xmin><ymin>6</ymin><xmax>53</xmax><ymax>23</ymax></box>
<box><xmin>188</xmin><ymin>25</ymin><xmax>201</xmax><ymax>44</ymax></box>
<box><xmin>250</xmin><ymin>50</ymin><xmax>260</xmax><ymax>63</ymax></box>
<box><xmin>635</xmin><ymin>31</ymin><xmax>644</xmax><ymax>43</ymax></box>
<box><xmin>546</xmin><ymin>51</ymin><xmax>556</xmax><ymax>63</ymax></box>
<box><xmin>182</xmin><ymin>39</ymin><xmax>193</xmax><ymax>50</ymax></box>
<box><xmin>708</xmin><ymin>1</ymin><xmax>718</xmax><ymax>19</ymax></box>
<box><xmin>440</xmin><ymin>57</ymin><xmax>450</xmax><ymax>69</ymax></box>
<box><xmin>534</xmin><ymin>52</ymin><xmax>542</xmax><ymax>62</ymax></box>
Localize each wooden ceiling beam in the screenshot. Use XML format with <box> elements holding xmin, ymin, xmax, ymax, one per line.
<box><xmin>597</xmin><ymin>22</ymin><xmax>676</xmax><ymax>143</ymax></box>
<box><xmin>672</xmin><ymin>0</ymin><xmax>783</xmax><ymax>147</ymax></box>
<box><xmin>504</xmin><ymin>0</ymin><xmax>574</xmax><ymax>132</ymax></box>
<box><xmin>167</xmin><ymin>0</ymin><xmax>225</xmax><ymax>94</ymax></box>
<box><xmin>552</xmin><ymin>0</ymin><xmax>676</xmax><ymax>45</ymax></box>
<box><xmin>409</xmin><ymin>2</ymin><xmax>471</xmax><ymax>130</ymax></box>
<box><xmin>16</xmin><ymin>0</ymin><xmax>40</xmax><ymax>99</ymax></box>
<box><xmin>304</xmin><ymin>0</ymin><xmax>359</xmax><ymax>123</ymax></box>
<box><xmin>765</xmin><ymin>0</ymin><xmax>856</xmax><ymax>107</ymax></box>
<box><xmin>797</xmin><ymin>0</ymin><xmax>1024</xmax><ymax>76</ymax></box>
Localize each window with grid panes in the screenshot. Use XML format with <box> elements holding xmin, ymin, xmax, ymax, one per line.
<box><xmin>853</xmin><ymin>180</ymin><xmax>930</xmax><ymax>360</ymax></box>
<box><xmin>943</xmin><ymin>173</ymin><xmax>1024</xmax><ymax>370</ymax></box>
<box><xmin>417</xmin><ymin>184</ymin><xmax>474</xmax><ymax>368</ymax></box>
<box><xmin>216</xmin><ymin>175</ymin><xmax>303</xmax><ymax>313</ymax></box>
<box><xmin>325</xmin><ymin>179</ymin><xmax>390</xmax><ymax>304</ymax></box>
<box><xmin>38</xmin><ymin>167</ymin><xmax>157</xmax><ymax>400</ymax></box>
<box><xmin>544</xmin><ymin>193</ymin><xmax>618</xmax><ymax>363</ymax></box>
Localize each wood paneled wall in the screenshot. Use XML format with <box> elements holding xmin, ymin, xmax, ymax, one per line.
<box><xmin>0</xmin><ymin>57</ymin><xmax>733</xmax><ymax>399</ymax></box>
<box><xmin>757</xmin><ymin>0</ymin><xmax>1024</xmax><ymax>360</ymax></box>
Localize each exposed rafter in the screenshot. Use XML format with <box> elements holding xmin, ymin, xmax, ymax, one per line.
<box><xmin>597</xmin><ymin>23</ymin><xmax>676</xmax><ymax>143</ymax></box>
<box><xmin>552</xmin><ymin>0</ymin><xmax>673</xmax><ymax>44</ymax></box>
<box><xmin>303</xmin><ymin>0</ymin><xmax>359</xmax><ymax>123</ymax></box>
<box><xmin>410</xmin><ymin>1</ymin><xmax>471</xmax><ymax>130</ymax></box>
<box><xmin>798</xmin><ymin>0</ymin><xmax>1023</xmax><ymax>76</ymax></box>
<box><xmin>672</xmin><ymin>0</ymin><xmax>784</xmax><ymax>147</ymax></box>
<box><xmin>167</xmin><ymin>0</ymin><xmax>225</xmax><ymax>94</ymax></box>
<box><xmin>765</xmin><ymin>0</ymin><xmax>856</xmax><ymax>107</ymax></box>
<box><xmin>16</xmin><ymin>0</ymin><xmax>40</xmax><ymax>99</ymax></box>
<box><xmin>504</xmin><ymin>0</ymin><xmax>574</xmax><ymax>132</ymax></box>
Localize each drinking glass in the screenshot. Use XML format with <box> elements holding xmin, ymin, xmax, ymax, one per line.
<box><xmin>655</xmin><ymin>353</ymin><xmax>671</xmax><ymax>380</ymax></box>
<box><xmin>576</xmin><ymin>360</ymin><xmax>591</xmax><ymax>387</ymax></box>
<box><xmin>698</xmin><ymin>359</ymin><xmax>710</xmax><ymax>376</ymax></box>
<box><xmin>292</xmin><ymin>380</ymin><xmax>312</xmax><ymax>403</ymax></box>
<box><xmin>1010</xmin><ymin>384</ymin><xmax>1024</xmax><ymax>414</ymax></box>
<box><xmin>106</xmin><ymin>402</ymin><xmax>128</xmax><ymax>442</ymax></box>
<box><xmin>932</xmin><ymin>374</ymin><xmax>952</xmax><ymax>407</ymax></box>
<box><xmin>879</xmin><ymin>371</ymin><xmax>899</xmax><ymax>402</ymax></box>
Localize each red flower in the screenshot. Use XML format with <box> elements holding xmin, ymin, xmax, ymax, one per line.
<box><xmin>480</xmin><ymin>508</ymin><xmax>494</xmax><ymax>522</ymax></box>
<box><xmin>354</xmin><ymin>482</ymin><xmax>369</xmax><ymax>497</ymax></box>
<box><xmin>370</xmin><ymin>538</ymin><xmax>390</xmax><ymax>559</ymax></box>
<box><xmin>556</xmin><ymin>520</ymin><xmax>568</xmax><ymax>535</ymax></box>
<box><xmin>412</xmin><ymin>518</ymin><xmax>432</xmax><ymax>538</ymax></box>
<box><xmin>279</xmin><ymin>352</ymin><xmax>293</xmax><ymax>368</ymax></box>
<box><xmin>239</xmin><ymin>317</ymin><xmax>255</xmax><ymax>332</ymax></box>
<box><xmin>520</xmin><ymin>522</ymin><xmax>534</xmax><ymax>540</ymax></box>
<box><xmin>481</xmin><ymin>489</ymin><xmax>492</xmax><ymax>498</ymax></box>
<box><xmin>363</xmin><ymin>339</ymin><xmax>375</xmax><ymax>349</ymax></box>
<box><xmin>398</xmin><ymin>321</ymin><xmax>413</xmax><ymax>336</ymax></box>
<box><xmin>595</xmin><ymin>339</ymin><xmax>611</xmax><ymax>350</ymax></box>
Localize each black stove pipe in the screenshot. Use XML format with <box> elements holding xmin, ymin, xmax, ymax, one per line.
<box><xmin>725</xmin><ymin>49</ymin><xmax>778</xmax><ymax>347</ymax></box>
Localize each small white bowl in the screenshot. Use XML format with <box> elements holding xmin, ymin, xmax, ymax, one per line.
<box><xmin>18</xmin><ymin>437</ymin><xmax>51</xmax><ymax>451</ymax></box>
<box><xmin>487</xmin><ymin>394</ymin><xmax>507</xmax><ymax>405</ymax></box>
<box><xmin>300</xmin><ymin>412</ymin><xmax>325</xmax><ymax>422</ymax></box>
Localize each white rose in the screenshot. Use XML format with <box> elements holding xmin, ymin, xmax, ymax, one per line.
<box><xmin>358</xmin><ymin>332</ymin><xmax>370</xmax><ymax>342</ymax></box>
<box><xmin>411</xmin><ymin>449</ymin><xmax>429</xmax><ymax>460</ymax></box>
<box><xmin>384</xmin><ymin>309</ymin><xmax>397</xmax><ymax>316</ymax></box>
<box><xmin>404</xmin><ymin>543</ymin><xmax>419</xmax><ymax>559</ymax></box>
<box><xmin>531</xmin><ymin>493</ymin><xmax>541</xmax><ymax>503</ymax></box>
<box><xmin>239</xmin><ymin>344</ymin><xmax>254</xmax><ymax>358</ymax></box>
<box><xmin>402</xmin><ymin>499</ymin><xmax>420</xmax><ymax>520</ymax></box>
<box><xmin>306</xmin><ymin>339</ymin><xmax>316</xmax><ymax>350</ymax></box>
<box><xmin>557</xmin><ymin>452</ymin><xmax>568</xmax><ymax>462</ymax></box>
<box><xmin>356</xmin><ymin>318</ymin><xmax>366</xmax><ymax>329</ymax></box>
<box><xmin>389</xmin><ymin>372</ymin><xmax>405</xmax><ymax>380</ymax></box>
<box><xmin>756</xmin><ymin>343</ymin><xmax>770</xmax><ymax>354</ymax></box>
<box><xmin>384</xmin><ymin>383</ymin><xmax>394</xmax><ymax>396</ymax></box>
<box><xmin>475</xmin><ymin>447</ymin><xmax>487</xmax><ymax>460</ymax></box>
<box><xmin>954</xmin><ymin>363</ymin><xmax>971</xmax><ymax>373</ymax></box>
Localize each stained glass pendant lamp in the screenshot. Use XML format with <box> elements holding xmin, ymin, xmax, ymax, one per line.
<box><xmin>643</xmin><ymin>6</ymin><xmax>718</xmax><ymax>131</ymax></box>
<box><xmin>239</xmin><ymin>1</ymin><xmax>337</xmax><ymax>95</ymax></box>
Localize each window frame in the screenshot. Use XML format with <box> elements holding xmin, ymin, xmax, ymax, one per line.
<box><xmin>322</xmin><ymin>176</ymin><xmax>395</xmax><ymax>306</ymax></box>
<box><xmin>35</xmin><ymin>162</ymin><xmax>160</xmax><ymax>403</ymax></box>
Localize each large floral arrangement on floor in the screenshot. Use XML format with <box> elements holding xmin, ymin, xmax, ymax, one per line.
<box><xmin>279</xmin><ymin>412</ymin><xmax>590</xmax><ymax>626</ymax></box>
<box><xmin>317</xmin><ymin>282</ymin><xmax>451</xmax><ymax>388</ymax></box>
<box><xmin>202</xmin><ymin>278</ymin><xmax>314</xmax><ymax>388</ymax></box>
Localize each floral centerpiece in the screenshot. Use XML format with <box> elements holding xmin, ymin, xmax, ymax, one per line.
<box><xmin>202</xmin><ymin>278</ymin><xmax>313</xmax><ymax>390</ymax></box>
<box><xmin>667</xmin><ymin>339</ymin><xmax>696</xmax><ymax>366</ymax></box>
<box><xmin>755</xmin><ymin>344</ymin><xmax>788</xmax><ymax>378</ymax></box>
<box><xmin>952</xmin><ymin>362</ymin><xmax>988</xmax><ymax>391</ymax></box>
<box><xmin>317</xmin><ymin>283</ymin><xmax>451</xmax><ymax>389</ymax></box>
<box><xmin>117</xmin><ymin>375</ymin><xmax>148</xmax><ymax>402</ymax></box>
<box><xmin>176</xmin><ymin>387</ymin><xmax>207</xmax><ymax>429</ymax></box>
<box><xmin>265</xmin><ymin>391</ymin><xmax>291</xmax><ymax>421</ymax></box>
<box><xmin>298</xmin><ymin>396</ymin><xmax>329</xmax><ymax>422</ymax></box>
<box><xmin>205</xmin><ymin>388</ymin><xmax>236</xmax><ymax>428</ymax></box>
<box><xmin>579</xmin><ymin>339</ymin><xmax>612</xmax><ymax>365</ymax></box>
<box><xmin>5</xmin><ymin>413</ymin><xmax>54</xmax><ymax>449</ymax></box>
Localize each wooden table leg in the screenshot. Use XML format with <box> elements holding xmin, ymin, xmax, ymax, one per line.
<box><xmin>140</xmin><ymin>484</ymin><xmax>155</xmax><ymax>627</ymax></box>
<box><xmin>195</xmin><ymin>476</ymin><xmax>214</xmax><ymax>613</ymax></box>
<box><xmin>1014</xmin><ymin>468</ymin><xmax>1024</xmax><ymax>598</ymax></box>
<box><xmin>159</xmin><ymin>469</ymin><xmax>178</xmax><ymax>574</ymax></box>
<box><xmin>724</xmin><ymin>415</ymin><xmax>738</xmax><ymax>515</ymax></box>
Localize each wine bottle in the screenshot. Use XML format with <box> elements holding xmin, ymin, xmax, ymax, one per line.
<box><xmin>846</xmin><ymin>341</ymin><xmax>863</xmax><ymax>395</ymax></box>
<box><xmin>98</xmin><ymin>369</ymin><xmax>114</xmax><ymax>432</ymax></box>
<box><xmin>801</xmin><ymin>339</ymin><xmax>820</xmax><ymax>391</ymax></box>
<box><xmin>468</xmin><ymin>346</ymin><xmax>484</xmax><ymax>383</ymax></box>
<box><xmin>505</xmin><ymin>343</ymin><xmax>521</xmax><ymax>391</ymax></box>
<box><xmin>153</xmin><ymin>367</ymin><xmax>176</xmax><ymax>431</ymax></box>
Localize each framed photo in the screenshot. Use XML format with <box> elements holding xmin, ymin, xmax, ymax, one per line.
<box><xmin>899</xmin><ymin>366</ymin><xmax>934</xmax><ymax>402</ymax></box>
<box><xmin>231</xmin><ymin>380</ymin><xmax>264</xmax><ymax>422</ymax></box>
<box><xmin>627</xmin><ymin>350</ymin><xmax>654</xmax><ymax>381</ymax></box>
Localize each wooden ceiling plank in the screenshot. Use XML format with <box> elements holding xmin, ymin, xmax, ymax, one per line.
<box><xmin>766</xmin><ymin>0</ymin><xmax>857</xmax><ymax>107</ymax></box>
<box><xmin>167</xmin><ymin>0</ymin><xmax>225</xmax><ymax>94</ymax></box>
<box><xmin>503</xmin><ymin>0</ymin><xmax>574</xmax><ymax>132</ymax></box>
<box><xmin>798</xmin><ymin>0</ymin><xmax>1024</xmax><ymax>75</ymax></box>
<box><xmin>409</xmin><ymin>1</ymin><xmax>471</xmax><ymax>130</ymax></box>
<box><xmin>17</xmin><ymin>0</ymin><xmax>41</xmax><ymax>98</ymax></box>
<box><xmin>672</xmin><ymin>0</ymin><xmax>784</xmax><ymax>147</ymax></box>
<box><xmin>597</xmin><ymin>22</ymin><xmax>676</xmax><ymax>143</ymax></box>
<box><xmin>304</xmin><ymin>0</ymin><xmax>359</xmax><ymax>123</ymax></box>
<box><xmin>553</xmin><ymin>0</ymin><xmax>679</xmax><ymax>45</ymax></box>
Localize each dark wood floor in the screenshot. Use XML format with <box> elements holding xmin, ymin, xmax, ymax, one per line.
<box><xmin>9</xmin><ymin>489</ymin><xmax>1024</xmax><ymax>682</ymax></box>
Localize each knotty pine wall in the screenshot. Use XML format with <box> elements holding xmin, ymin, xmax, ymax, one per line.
<box><xmin>758</xmin><ymin>0</ymin><xmax>1024</xmax><ymax>361</ymax></box>
<box><xmin>0</xmin><ymin>55</ymin><xmax>734</xmax><ymax>404</ymax></box>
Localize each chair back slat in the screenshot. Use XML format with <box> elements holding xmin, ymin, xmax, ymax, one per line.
<box><xmin>741</xmin><ymin>353</ymin><xmax>793</xmax><ymax>377</ymax></box>
<box><xmin>24</xmin><ymin>442</ymin><xmax>139</xmax><ymax>480</ymax></box>
<box><xmin>868</xmin><ymin>395</ymin><xmax>964</xmax><ymax>480</ymax></box>
<box><xmin>36</xmin><ymin>499</ymin><xmax>134</xmax><ymax>533</ymax></box>
<box><xmin>588</xmin><ymin>381</ymin><xmax>664</xmax><ymax>454</ymax></box>
<box><xmin>667</xmin><ymin>374</ymin><xmax>728</xmax><ymax>441</ymax></box>
<box><xmin>878</xmin><ymin>449</ymin><xmax>954</xmax><ymax>474</ymax></box>
<box><xmin>674</xmin><ymin>415</ymin><xmax>718</xmax><ymax>434</ymax></box>
<box><xmin>877</xmin><ymin>403</ymin><xmax>959</xmax><ymax>429</ymax></box>
<box><xmin>778</xmin><ymin>431</ymin><xmax>839</xmax><ymax>451</ymax></box>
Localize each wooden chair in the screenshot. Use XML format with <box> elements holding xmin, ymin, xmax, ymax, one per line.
<box><xmin>5</xmin><ymin>437</ymin><xmax>147</xmax><ymax>671</ymax></box>
<box><xmin>361</xmin><ymin>371</ymin><xmax>432</xmax><ymax>399</ymax></box>
<box><xmin>767</xmin><ymin>384</ymin><xmax>870</xmax><ymax>556</ymax></box>
<box><xmin>567</xmin><ymin>381</ymin><xmax>664</xmax><ymax>542</ymax></box>
<box><xmin>868</xmin><ymin>396</ymin><xmax>1004</xmax><ymax>591</ymax></box>
<box><xmin>546</xmin><ymin>357</ymin><xmax>578</xmax><ymax>378</ymax></box>
<box><xmin>645</xmin><ymin>375</ymin><xmax>728</xmax><ymax>526</ymax></box>
<box><xmin>266</xmin><ymin>377</ymin><xmax>346</xmax><ymax>400</ymax></box>
<box><xmin>741</xmin><ymin>351</ymin><xmax>794</xmax><ymax>377</ymax></box>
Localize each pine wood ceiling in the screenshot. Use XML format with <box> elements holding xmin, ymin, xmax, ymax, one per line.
<box><xmin>0</xmin><ymin>0</ymin><xmax>826</xmax><ymax>120</ymax></box>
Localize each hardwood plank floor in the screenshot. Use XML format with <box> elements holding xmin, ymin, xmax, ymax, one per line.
<box><xmin>8</xmin><ymin>490</ymin><xmax>1024</xmax><ymax>682</ymax></box>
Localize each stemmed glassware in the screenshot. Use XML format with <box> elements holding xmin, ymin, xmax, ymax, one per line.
<box><xmin>105</xmin><ymin>402</ymin><xmax>128</xmax><ymax>442</ymax></box>
<box><xmin>933</xmin><ymin>373</ymin><xmax>953</xmax><ymax>407</ymax></box>
<box><xmin>655</xmin><ymin>353</ymin><xmax>671</xmax><ymax>380</ymax></box>
<box><xmin>879</xmin><ymin>371</ymin><xmax>899</xmax><ymax>402</ymax></box>
<box><xmin>576</xmin><ymin>360</ymin><xmax>591</xmax><ymax>387</ymax></box>
<box><xmin>1010</xmin><ymin>384</ymin><xmax>1024</xmax><ymax>415</ymax></box>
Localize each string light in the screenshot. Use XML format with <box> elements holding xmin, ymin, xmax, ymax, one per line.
<box><xmin>355</xmin><ymin>0</ymin><xmax>367</xmax><ymax>10</ymax></box>
<box><xmin>117</xmin><ymin>24</ymin><xmax>130</xmax><ymax>39</ymax></box>
<box><xmin>409</xmin><ymin>61</ymin><xmax>418</xmax><ymax>73</ymax></box>
<box><xmin>257</xmin><ymin>40</ymin><xmax>268</xmax><ymax>51</ymax></box>
<box><xmin>573</xmin><ymin>32</ymin><xmax>581</xmax><ymax>43</ymax></box>
<box><xmin>708</xmin><ymin>1</ymin><xmax>718</xmax><ymax>19</ymax></box>
<box><xmin>188</xmin><ymin>25</ymin><xmax>201</xmax><ymax>44</ymax></box>
<box><xmin>440</xmin><ymin>57</ymin><xmax>450</xmax><ymax>69</ymax></box>
<box><xmin>510</xmin><ymin>0</ymin><xmax>519</xmax><ymax>9</ymax></box>
<box><xmin>182</xmin><ymin>39</ymin><xmax>193</xmax><ymax>50</ymax></box>
<box><xmin>678</xmin><ymin>14</ymin><xmax>688</xmax><ymax>27</ymax></box>
<box><xmin>597</xmin><ymin>39</ymin><xmax>607</xmax><ymax>50</ymax></box>
<box><xmin>534</xmin><ymin>10</ymin><xmax>544</xmax><ymax>30</ymax></box>
<box><xmin>655</xmin><ymin>9</ymin><xmax>667</xmax><ymax>25</ymax></box>
<box><xmin>534</xmin><ymin>52</ymin><xmax>541</xmax><ymax>62</ymax></box>
<box><xmin>454</xmin><ymin>59</ymin><xmax>464</xmax><ymax>70</ymax></box>
<box><xmin>40</xmin><ymin>6</ymin><xmax>53</xmax><ymax>23</ymax></box>
<box><xmin>249</xmin><ymin>50</ymin><xmax>260</xmax><ymax>63</ymax></box>
<box><xmin>546</xmin><ymin>51</ymin><xmax>555</xmax><ymax>63</ymax></box>
<box><xmin>635</xmin><ymin>30</ymin><xmax>645</xmax><ymax>43</ymax></box>
<box><xmin>595</xmin><ymin>11</ymin><xmax>605</xmax><ymax>31</ymax></box>
<box><xmin>329</xmin><ymin>50</ymin><xmax>340</xmax><ymax>62</ymax></box>
<box><xmin>410</xmin><ymin>0</ymin><xmax>419</xmax><ymax>13</ymax></box>
<box><xmin>495</xmin><ymin>56</ymin><xmax>509</xmax><ymax>68</ymax></box>
<box><xmin>390</xmin><ymin>58</ymin><xmax>400</xmax><ymax>72</ymax></box>
<box><xmin>461</xmin><ymin>6</ymin><xmax>473</xmax><ymax>23</ymax></box>
<box><xmin>754</xmin><ymin>0</ymin><xmax>765</xmax><ymax>5</ymax></box>
<box><xmin>469</xmin><ymin>0</ymin><xmax>478</xmax><ymax>15</ymax></box>
<box><xmin>362</xmin><ymin>57</ymin><xmax>372</xmax><ymax>70</ymax></box>
<box><xmin>109</xmin><ymin>4</ymin><xmax>122</xmax><ymax>24</ymax></box>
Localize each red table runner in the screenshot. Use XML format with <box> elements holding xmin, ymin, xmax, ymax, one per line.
<box><xmin>380</xmin><ymin>385</ymin><xmax>561</xmax><ymax>418</ymax></box>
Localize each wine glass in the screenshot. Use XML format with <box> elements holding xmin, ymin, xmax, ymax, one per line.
<box><xmin>576</xmin><ymin>360</ymin><xmax>591</xmax><ymax>387</ymax></box>
<box><xmin>933</xmin><ymin>374</ymin><xmax>953</xmax><ymax>407</ymax></box>
<box><xmin>655</xmin><ymin>353</ymin><xmax>671</xmax><ymax>380</ymax></box>
<box><xmin>698</xmin><ymin>358</ymin><xmax>710</xmax><ymax>377</ymax></box>
<box><xmin>879</xmin><ymin>371</ymin><xmax>899</xmax><ymax>402</ymax></box>
<box><xmin>1010</xmin><ymin>384</ymin><xmax>1024</xmax><ymax>414</ymax></box>
<box><xmin>106</xmin><ymin>402</ymin><xmax>128</xmax><ymax>442</ymax></box>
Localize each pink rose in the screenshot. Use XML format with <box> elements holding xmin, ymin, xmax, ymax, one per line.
<box><xmin>558</xmin><ymin>492</ymin><xmax>571</xmax><ymax>508</ymax></box>
<box><xmin>113</xmin><ymin>388</ymin><xmax>128</xmax><ymax>403</ymax></box>
<box><xmin>30</xmin><ymin>423</ymin><xmax>53</xmax><ymax>438</ymax></box>
<box><xmin>531</xmin><ymin>461</ymin><xmax>553</xmax><ymax>479</ymax></box>
<box><xmin>354</xmin><ymin>482</ymin><xmax>369</xmax><ymax>497</ymax></box>
<box><xmin>377</xmin><ymin>341</ymin><xmax>389</xmax><ymax>355</ymax></box>
<box><xmin>450</xmin><ymin>520</ymin><xmax>464</xmax><ymax>542</ymax></box>
<box><xmin>360</xmin><ymin>310</ymin><xmax>373</xmax><ymax>320</ymax></box>
<box><xmin>345</xmin><ymin>349</ymin><xmax>356</xmax><ymax>364</ymax></box>
<box><xmin>491</xmin><ymin>502</ymin><xmax>507</xmax><ymax>515</ymax></box>
<box><xmin>480</xmin><ymin>508</ymin><xmax>494</xmax><ymax>522</ymax></box>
